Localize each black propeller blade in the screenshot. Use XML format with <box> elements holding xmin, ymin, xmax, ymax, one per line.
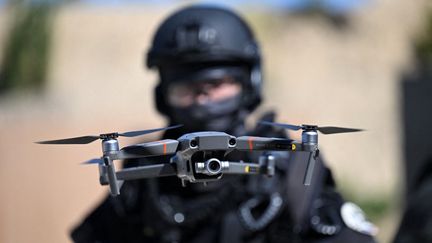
<box><xmin>317</xmin><ymin>126</ymin><xmax>363</xmax><ymax>134</ymax></box>
<box><xmin>36</xmin><ymin>135</ymin><xmax>100</xmax><ymax>144</ymax></box>
<box><xmin>258</xmin><ymin>121</ymin><xmax>363</xmax><ymax>135</ymax></box>
<box><xmin>118</xmin><ymin>124</ymin><xmax>183</xmax><ymax>137</ymax></box>
<box><xmin>82</xmin><ymin>158</ymin><xmax>104</xmax><ymax>165</ymax></box>
<box><xmin>36</xmin><ymin>124</ymin><xmax>183</xmax><ymax>144</ymax></box>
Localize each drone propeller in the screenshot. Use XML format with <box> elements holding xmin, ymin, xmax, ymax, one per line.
<box><xmin>258</xmin><ymin>121</ymin><xmax>361</xmax><ymax>186</ymax></box>
<box><xmin>258</xmin><ymin>121</ymin><xmax>362</xmax><ymax>134</ymax></box>
<box><xmin>36</xmin><ymin>124</ymin><xmax>183</xmax><ymax>144</ymax></box>
<box><xmin>82</xmin><ymin>158</ymin><xmax>104</xmax><ymax>165</ymax></box>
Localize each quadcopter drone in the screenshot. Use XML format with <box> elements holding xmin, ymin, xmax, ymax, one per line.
<box><xmin>37</xmin><ymin>122</ymin><xmax>362</xmax><ymax>196</ymax></box>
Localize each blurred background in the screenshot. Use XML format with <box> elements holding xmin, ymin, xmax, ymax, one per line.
<box><xmin>0</xmin><ymin>0</ymin><xmax>431</xmax><ymax>242</ymax></box>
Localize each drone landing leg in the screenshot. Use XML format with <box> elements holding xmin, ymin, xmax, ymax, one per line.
<box><xmin>103</xmin><ymin>156</ymin><xmax>120</xmax><ymax>196</ymax></box>
<box><xmin>303</xmin><ymin>149</ymin><xmax>319</xmax><ymax>186</ymax></box>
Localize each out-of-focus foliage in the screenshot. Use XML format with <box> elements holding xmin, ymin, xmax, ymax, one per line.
<box><xmin>0</xmin><ymin>2</ymin><xmax>54</xmax><ymax>94</ymax></box>
<box><xmin>415</xmin><ymin>10</ymin><xmax>432</xmax><ymax>65</ymax></box>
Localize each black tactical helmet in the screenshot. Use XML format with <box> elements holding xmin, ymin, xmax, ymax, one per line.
<box><xmin>146</xmin><ymin>5</ymin><xmax>263</xmax><ymax>116</ymax></box>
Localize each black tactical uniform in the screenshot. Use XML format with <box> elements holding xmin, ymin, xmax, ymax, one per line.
<box><xmin>71</xmin><ymin>5</ymin><xmax>376</xmax><ymax>243</ymax></box>
<box><xmin>394</xmin><ymin>57</ymin><xmax>432</xmax><ymax>243</ymax></box>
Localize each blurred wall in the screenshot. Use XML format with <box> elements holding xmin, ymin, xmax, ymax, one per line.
<box><xmin>0</xmin><ymin>1</ymin><xmax>429</xmax><ymax>242</ymax></box>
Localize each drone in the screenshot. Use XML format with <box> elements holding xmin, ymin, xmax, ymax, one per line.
<box><xmin>37</xmin><ymin>122</ymin><xmax>362</xmax><ymax>196</ymax></box>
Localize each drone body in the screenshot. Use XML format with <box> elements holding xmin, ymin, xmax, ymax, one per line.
<box><xmin>37</xmin><ymin>122</ymin><xmax>362</xmax><ymax>196</ymax></box>
<box><xmin>96</xmin><ymin>131</ymin><xmax>303</xmax><ymax>195</ymax></box>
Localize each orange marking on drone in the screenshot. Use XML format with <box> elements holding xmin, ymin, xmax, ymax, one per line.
<box><xmin>156</xmin><ymin>140</ymin><xmax>167</xmax><ymax>155</ymax></box>
<box><xmin>248</xmin><ymin>137</ymin><xmax>254</xmax><ymax>151</ymax></box>
<box><xmin>163</xmin><ymin>142</ymin><xmax>167</xmax><ymax>155</ymax></box>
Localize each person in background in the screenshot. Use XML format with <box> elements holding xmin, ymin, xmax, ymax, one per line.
<box><xmin>71</xmin><ymin>5</ymin><xmax>376</xmax><ymax>243</ymax></box>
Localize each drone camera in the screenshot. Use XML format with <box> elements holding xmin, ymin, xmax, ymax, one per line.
<box><xmin>207</xmin><ymin>158</ymin><xmax>222</xmax><ymax>174</ymax></box>
<box><xmin>195</xmin><ymin>158</ymin><xmax>228</xmax><ymax>176</ymax></box>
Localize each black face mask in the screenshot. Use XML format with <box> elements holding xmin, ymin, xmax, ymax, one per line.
<box><xmin>169</xmin><ymin>94</ymin><xmax>246</xmax><ymax>134</ymax></box>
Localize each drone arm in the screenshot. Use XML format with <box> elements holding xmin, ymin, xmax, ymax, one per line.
<box><xmin>100</xmin><ymin>163</ymin><xmax>176</xmax><ymax>184</ymax></box>
<box><xmin>223</xmin><ymin>162</ymin><xmax>262</xmax><ymax>175</ymax></box>
<box><xmin>115</xmin><ymin>139</ymin><xmax>179</xmax><ymax>160</ymax></box>
<box><xmin>235</xmin><ymin>136</ymin><xmax>306</xmax><ymax>152</ymax></box>
<box><xmin>224</xmin><ymin>155</ymin><xmax>275</xmax><ymax>177</ymax></box>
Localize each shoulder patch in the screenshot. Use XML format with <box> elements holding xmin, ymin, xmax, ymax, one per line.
<box><xmin>341</xmin><ymin>202</ymin><xmax>378</xmax><ymax>236</ymax></box>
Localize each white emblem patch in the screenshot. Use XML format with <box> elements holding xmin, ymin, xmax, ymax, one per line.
<box><xmin>341</xmin><ymin>202</ymin><xmax>378</xmax><ymax>236</ymax></box>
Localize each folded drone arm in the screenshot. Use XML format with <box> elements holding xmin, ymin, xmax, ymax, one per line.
<box><xmin>114</xmin><ymin>139</ymin><xmax>179</xmax><ymax>160</ymax></box>
<box><xmin>101</xmin><ymin>160</ymin><xmax>272</xmax><ymax>185</ymax></box>
<box><xmin>223</xmin><ymin>162</ymin><xmax>262</xmax><ymax>175</ymax></box>
<box><xmin>235</xmin><ymin>136</ymin><xmax>308</xmax><ymax>152</ymax></box>
<box><xmin>236</xmin><ymin>136</ymin><xmax>319</xmax><ymax>185</ymax></box>
<box><xmin>100</xmin><ymin>163</ymin><xmax>177</xmax><ymax>184</ymax></box>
